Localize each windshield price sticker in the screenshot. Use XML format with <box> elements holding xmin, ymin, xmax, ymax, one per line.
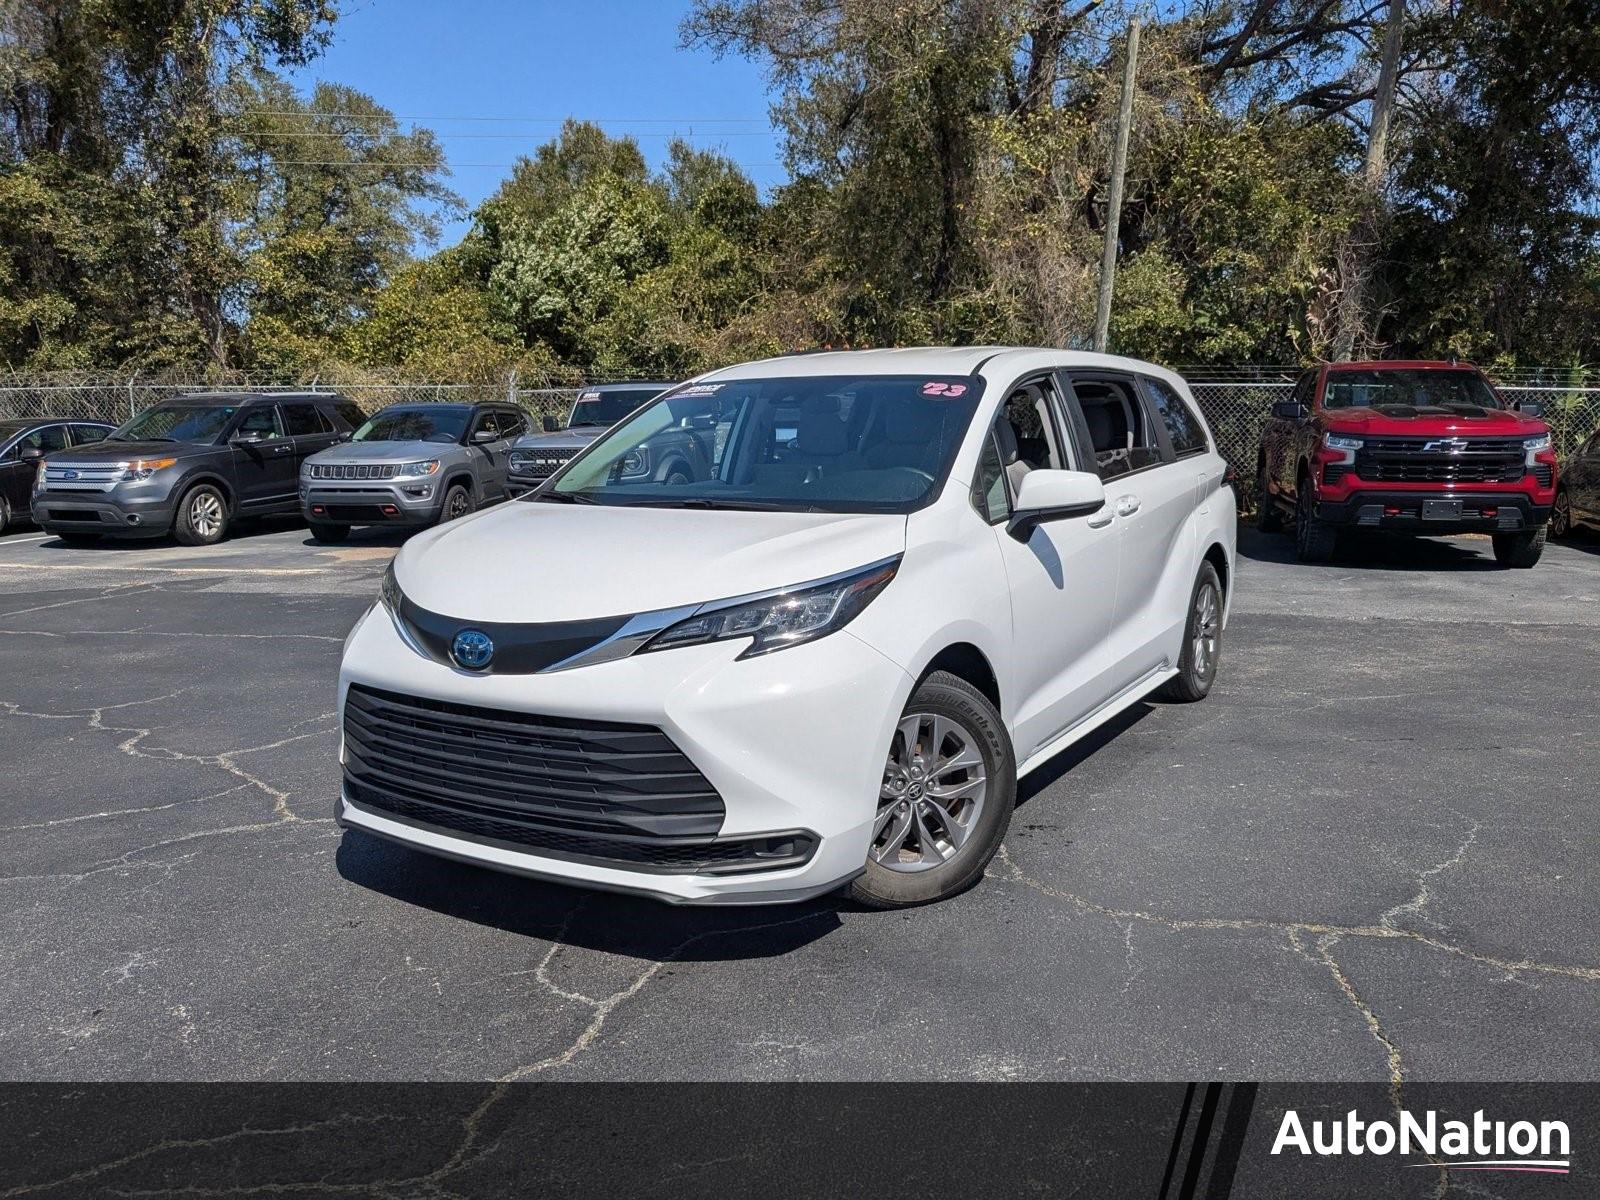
<box><xmin>921</xmin><ymin>381</ymin><xmax>968</xmax><ymax>397</ymax></box>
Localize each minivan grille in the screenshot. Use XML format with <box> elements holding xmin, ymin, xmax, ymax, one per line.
<box><xmin>1353</xmin><ymin>437</ymin><xmax>1527</xmax><ymax>484</ymax></box>
<box><xmin>342</xmin><ymin>685</ymin><xmax>727</xmax><ymax>863</ymax></box>
<box><xmin>308</xmin><ymin>462</ymin><xmax>399</xmax><ymax>480</ymax></box>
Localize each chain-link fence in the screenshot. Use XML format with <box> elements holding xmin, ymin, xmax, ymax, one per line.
<box><xmin>2</xmin><ymin>368</ymin><xmax>1596</xmax><ymax>513</ymax></box>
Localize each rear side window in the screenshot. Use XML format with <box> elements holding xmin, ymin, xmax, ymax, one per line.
<box><xmin>1068</xmin><ymin>376</ymin><xmax>1164</xmax><ymax>481</ymax></box>
<box><xmin>281</xmin><ymin>403</ymin><xmax>323</xmax><ymax>436</ymax></box>
<box><xmin>1142</xmin><ymin>377</ymin><xmax>1209</xmax><ymax>457</ymax></box>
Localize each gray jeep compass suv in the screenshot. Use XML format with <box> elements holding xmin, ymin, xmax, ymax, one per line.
<box><xmin>299</xmin><ymin>402</ymin><xmax>528</xmax><ymax>542</ymax></box>
<box><xmin>33</xmin><ymin>392</ymin><xmax>359</xmax><ymax>545</ymax></box>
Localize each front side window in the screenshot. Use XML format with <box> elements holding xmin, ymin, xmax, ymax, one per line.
<box><xmin>544</xmin><ymin>374</ymin><xmax>984</xmax><ymax>514</ymax></box>
<box><xmin>234</xmin><ymin>407</ymin><xmax>284</xmax><ymax>440</ymax></box>
<box><xmin>334</xmin><ymin>401</ymin><xmax>367</xmax><ymax>430</ymax></box>
<box><xmin>352</xmin><ymin>408</ymin><xmax>468</xmax><ymax>444</ymax></box>
<box><xmin>1142</xmin><ymin>377</ymin><xmax>1209</xmax><ymax>457</ymax></box>
<box><xmin>111</xmin><ymin>404</ymin><xmax>237</xmax><ymax>444</ymax></box>
<box><xmin>70</xmin><ymin>424</ymin><xmax>113</xmax><ymax>446</ymax></box>
<box><xmin>17</xmin><ymin>425</ymin><xmax>68</xmax><ymax>454</ymax></box>
<box><xmin>1322</xmin><ymin>369</ymin><xmax>1503</xmax><ymax>410</ymax></box>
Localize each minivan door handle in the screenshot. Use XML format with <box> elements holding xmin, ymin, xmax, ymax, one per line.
<box><xmin>1086</xmin><ymin>509</ymin><xmax>1115</xmax><ymax>529</ymax></box>
<box><xmin>1114</xmin><ymin>495</ymin><xmax>1141</xmax><ymax>517</ymax></box>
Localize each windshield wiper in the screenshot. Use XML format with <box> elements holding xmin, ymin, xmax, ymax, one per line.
<box><xmin>623</xmin><ymin>497</ymin><xmax>791</xmax><ymax>512</ymax></box>
<box><xmin>532</xmin><ymin>490</ymin><xmax>601</xmax><ymax>505</ymax></box>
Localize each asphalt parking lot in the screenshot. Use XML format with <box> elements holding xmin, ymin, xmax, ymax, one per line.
<box><xmin>1</xmin><ymin>517</ymin><xmax>1597</xmax><ymax>1082</ymax></box>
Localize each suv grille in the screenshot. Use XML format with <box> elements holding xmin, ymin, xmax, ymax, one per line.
<box><xmin>42</xmin><ymin>462</ymin><xmax>123</xmax><ymax>492</ymax></box>
<box><xmin>342</xmin><ymin>685</ymin><xmax>733</xmax><ymax>868</ymax></box>
<box><xmin>509</xmin><ymin>448</ymin><xmax>577</xmax><ymax>479</ymax></box>
<box><xmin>1353</xmin><ymin>437</ymin><xmax>1527</xmax><ymax>484</ymax></box>
<box><xmin>308</xmin><ymin>462</ymin><xmax>399</xmax><ymax>480</ymax></box>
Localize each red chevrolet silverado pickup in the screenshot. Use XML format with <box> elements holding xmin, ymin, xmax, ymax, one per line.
<box><xmin>1255</xmin><ymin>361</ymin><xmax>1557</xmax><ymax>566</ymax></box>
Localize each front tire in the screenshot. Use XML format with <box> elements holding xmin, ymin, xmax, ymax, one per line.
<box><xmin>173</xmin><ymin>484</ymin><xmax>229</xmax><ymax>546</ymax></box>
<box><xmin>1159</xmin><ymin>561</ymin><xmax>1223</xmax><ymax>702</ymax></box>
<box><xmin>1492</xmin><ymin>525</ymin><xmax>1545</xmax><ymax>568</ymax></box>
<box><xmin>849</xmin><ymin>671</ymin><xmax>1016</xmax><ymax>909</ymax></box>
<box><xmin>439</xmin><ymin>483</ymin><xmax>473</xmax><ymax>523</ymax></box>
<box><xmin>1294</xmin><ymin>481</ymin><xmax>1338</xmax><ymax>562</ymax></box>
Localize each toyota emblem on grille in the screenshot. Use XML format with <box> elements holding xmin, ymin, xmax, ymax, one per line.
<box><xmin>1421</xmin><ymin>438</ymin><xmax>1469</xmax><ymax>452</ymax></box>
<box><xmin>450</xmin><ymin>629</ymin><xmax>494</xmax><ymax>670</ymax></box>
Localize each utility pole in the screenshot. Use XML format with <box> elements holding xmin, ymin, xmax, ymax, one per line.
<box><xmin>1093</xmin><ymin>18</ymin><xmax>1140</xmax><ymax>354</ymax></box>
<box><xmin>1334</xmin><ymin>0</ymin><xmax>1405</xmax><ymax>360</ymax></box>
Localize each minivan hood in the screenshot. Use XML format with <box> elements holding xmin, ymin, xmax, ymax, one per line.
<box><xmin>309</xmin><ymin>439</ymin><xmax>457</xmax><ymax>464</ymax></box>
<box><xmin>394</xmin><ymin>502</ymin><xmax>908</xmax><ymax>624</ymax></box>
<box><xmin>1320</xmin><ymin>406</ymin><xmax>1547</xmax><ymax>436</ymax></box>
<box><xmin>47</xmin><ymin>438</ymin><xmax>214</xmax><ymax>461</ymax></box>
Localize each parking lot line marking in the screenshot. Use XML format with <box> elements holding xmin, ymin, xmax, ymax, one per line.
<box><xmin>0</xmin><ymin>534</ymin><xmax>53</xmax><ymax>546</ymax></box>
<box><xmin>0</xmin><ymin>561</ymin><xmax>327</xmax><ymax>576</ymax></box>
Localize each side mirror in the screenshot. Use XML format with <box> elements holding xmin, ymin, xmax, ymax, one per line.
<box><xmin>1514</xmin><ymin>399</ymin><xmax>1544</xmax><ymax>418</ymax></box>
<box><xmin>335</xmin><ymin>431</ymin><xmax>353</xmax><ymax>443</ymax></box>
<box><xmin>230</xmin><ymin>431</ymin><xmax>264</xmax><ymax>446</ymax></box>
<box><xmin>542</xmin><ymin>415</ymin><xmax>561</xmax><ymax>432</ymax></box>
<box><xmin>1270</xmin><ymin>400</ymin><xmax>1307</xmax><ymax>421</ymax></box>
<box><xmin>18</xmin><ymin>447</ymin><xmax>44</xmax><ymax>464</ymax></box>
<box><xmin>1007</xmin><ymin>469</ymin><xmax>1106</xmax><ymax>541</ymax></box>
<box><xmin>471</xmin><ymin>428</ymin><xmax>497</xmax><ymax>444</ymax></box>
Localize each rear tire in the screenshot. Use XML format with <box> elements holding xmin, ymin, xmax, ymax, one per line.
<box><xmin>1158</xmin><ymin>561</ymin><xmax>1223</xmax><ymax>702</ymax></box>
<box><xmin>849</xmin><ymin>671</ymin><xmax>1016</xmax><ymax>910</ymax></box>
<box><xmin>1256</xmin><ymin>462</ymin><xmax>1282</xmax><ymax>532</ymax></box>
<box><xmin>1294</xmin><ymin>481</ymin><xmax>1338</xmax><ymax>562</ymax></box>
<box><xmin>1492</xmin><ymin>525</ymin><xmax>1545</xmax><ymax>568</ymax></box>
<box><xmin>172</xmin><ymin>484</ymin><xmax>230</xmax><ymax>546</ymax></box>
<box><xmin>0</xmin><ymin>495</ymin><xmax>10</xmax><ymax>536</ymax></box>
<box><xmin>1549</xmin><ymin>489</ymin><xmax>1572</xmax><ymax>539</ymax></box>
<box><xmin>309</xmin><ymin>522</ymin><xmax>350</xmax><ymax>543</ymax></box>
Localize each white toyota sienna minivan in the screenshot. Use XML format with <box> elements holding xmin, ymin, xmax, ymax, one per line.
<box><xmin>337</xmin><ymin>349</ymin><xmax>1237</xmax><ymax>907</ymax></box>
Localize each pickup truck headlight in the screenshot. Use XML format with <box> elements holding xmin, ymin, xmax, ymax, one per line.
<box><xmin>394</xmin><ymin>459</ymin><xmax>440</xmax><ymax>480</ymax></box>
<box><xmin>115</xmin><ymin>457</ymin><xmax>177</xmax><ymax>482</ymax></box>
<box><xmin>1523</xmin><ymin>433</ymin><xmax>1552</xmax><ymax>453</ymax></box>
<box><xmin>1322</xmin><ymin>434</ymin><xmax>1364</xmax><ymax>452</ymax></box>
<box><xmin>640</xmin><ymin>557</ymin><xmax>900</xmax><ymax>659</ymax></box>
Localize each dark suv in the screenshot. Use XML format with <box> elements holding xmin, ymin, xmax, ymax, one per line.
<box><xmin>33</xmin><ymin>392</ymin><xmax>361</xmax><ymax>545</ymax></box>
<box><xmin>506</xmin><ymin>381</ymin><xmax>676</xmax><ymax>494</ymax></box>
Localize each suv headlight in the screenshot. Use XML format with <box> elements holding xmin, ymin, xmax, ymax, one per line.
<box><xmin>1322</xmin><ymin>433</ymin><xmax>1363</xmax><ymax>452</ymax></box>
<box><xmin>618</xmin><ymin>447</ymin><xmax>651</xmax><ymax>478</ymax></box>
<box><xmin>394</xmin><ymin>459</ymin><xmax>440</xmax><ymax>480</ymax></box>
<box><xmin>508</xmin><ymin>451</ymin><xmax>534</xmax><ymax>473</ymax></box>
<box><xmin>116</xmin><ymin>457</ymin><xmax>177</xmax><ymax>482</ymax></box>
<box><xmin>640</xmin><ymin>558</ymin><xmax>900</xmax><ymax>659</ymax></box>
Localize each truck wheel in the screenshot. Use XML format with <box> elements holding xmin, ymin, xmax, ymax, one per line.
<box><xmin>1294</xmin><ymin>484</ymin><xmax>1338</xmax><ymax>563</ymax></box>
<box><xmin>309</xmin><ymin>522</ymin><xmax>350</xmax><ymax>543</ymax></box>
<box><xmin>1549</xmin><ymin>489</ymin><xmax>1572</xmax><ymax>539</ymax></box>
<box><xmin>439</xmin><ymin>483</ymin><xmax>473</xmax><ymax>523</ymax></box>
<box><xmin>1492</xmin><ymin>525</ymin><xmax>1545</xmax><ymax>568</ymax></box>
<box><xmin>1255</xmin><ymin>462</ymin><xmax>1282</xmax><ymax>532</ymax></box>
<box><xmin>849</xmin><ymin>671</ymin><xmax>1016</xmax><ymax>910</ymax></box>
<box><xmin>173</xmin><ymin>484</ymin><xmax>229</xmax><ymax>546</ymax></box>
<box><xmin>1158</xmin><ymin>561</ymin><xmax>1223</xmax><ymax>703</ymax></box>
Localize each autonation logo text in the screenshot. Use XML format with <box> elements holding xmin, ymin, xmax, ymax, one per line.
<box><xmin>1272</xmin><ymin>1109</ymin><xmax>1571</xmax><ymax>1175</ymax></box>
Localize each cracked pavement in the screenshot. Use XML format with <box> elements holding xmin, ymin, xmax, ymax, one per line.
<box><xmin>0</xmin><ymin>519</ymin><xmax>1597</xmax><ymax>1082</ymax></box>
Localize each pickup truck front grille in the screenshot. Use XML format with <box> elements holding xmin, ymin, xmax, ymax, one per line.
<box><xmin>342</xmin><ymin>685</ymin><xmax>727</xmax><ymax>866</ymax></box>
<box><xmin>308</xmin><ymin>462</ymin><xmax>399</xmax><ymax>480</ymax></box>
<box><xmin>1353</xmin><ymin>437</ymin><xmax>1527</xmax><ymax>484</ymax></box>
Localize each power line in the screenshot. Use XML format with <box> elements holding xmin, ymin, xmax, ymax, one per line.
<box><xmin>238</xmin><ymin>130</ymin><xmax>779</xmax><ymax>139</ymax></box>
<box><xmin>232</xmin><ymin>110</ymin><xmax>773</xmax><ymax>125</ymax></box>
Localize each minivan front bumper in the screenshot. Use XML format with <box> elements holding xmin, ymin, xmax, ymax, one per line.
<box><xmin>335</xmin><ymin>603</ymin><xmax>913</xmax><ymax>904</ymax></box>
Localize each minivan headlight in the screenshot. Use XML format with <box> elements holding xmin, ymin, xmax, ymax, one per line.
<box><xmin>394</xmin><ymin>459</ymin><xmax>440</xmax><ymax>480</ymax></box>
<box><xmin>640</xmin><ymin>558</ymin><xmax>900</xmax><ymax>659</ymax></box>
<box><xmin>379</xmin><ymin>562</ymin><xmax>402</xmax><ymax>615</ymax></box>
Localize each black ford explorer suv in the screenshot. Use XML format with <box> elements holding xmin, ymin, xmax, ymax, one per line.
<box><xmin>506</xmin><ymin>381</ymin><xmax>675</xmax><ymax>494</ymax></box>
<box><xmin>33</xmin><ymin>392</ymin><xmax>361</xmax><ymax>545</ymax></box>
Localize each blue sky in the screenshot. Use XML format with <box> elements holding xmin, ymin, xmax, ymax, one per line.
<box><xmin>288</xmin><ymin>0</ymin><xmax>784</xmax><ymax>247</ymax></box>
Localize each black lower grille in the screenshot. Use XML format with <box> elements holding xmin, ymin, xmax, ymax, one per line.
<box><xmin>343</xmin><ymin>684</ymin><xmax>730</xmax><ymax>866</ymax></box>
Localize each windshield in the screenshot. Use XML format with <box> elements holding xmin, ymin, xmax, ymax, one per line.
<box><xmin>111</xmin><ymin>404</ymin><xmax>237</xmax><ymax>443</ymax></box>
<box><xmin>569</xmin><ymin>389</ymin><xmax>662</xmax><ymax>427</ymax></box>
<box><xmin>1323</xmin><ymin>370</ymin><xmax>1503</xmax><ymax>410</ymax></box>
<box><xmin>352</xmin><ymin>408</ymin><xmax>466</xmax><ymax>444</ymax></box>
<box><xmin>541</xmin><ymin>374</ymin><xmax>984</xmax><ymax>513</ymax></box>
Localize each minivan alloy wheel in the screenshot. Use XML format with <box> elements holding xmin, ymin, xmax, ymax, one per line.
<box><xmin>871</xmin><ymin>712</ymin><xmax>988</xmax><ymax>872</ymax></box>
<box><xmin>1192</xmin><ymin>579</ymin><xmax>1220</xmax><ymax>678</ymax></box>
